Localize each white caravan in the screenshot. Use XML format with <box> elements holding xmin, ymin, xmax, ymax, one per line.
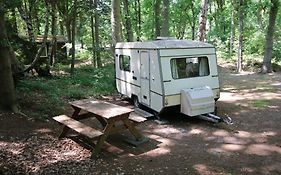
<box><xmin>115</xmin><ymin>38</ymin><xmax>230</xmax><ymax>123</ymax></box>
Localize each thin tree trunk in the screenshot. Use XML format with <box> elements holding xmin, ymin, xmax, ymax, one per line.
<box><xmin>229</xmin><ymin>0</ymin><xmax>235</xmax><ymax>56</ymax></box>
<box><xmin>70</xmin><ymin>0</ymin><xmax>77</xmax><ymax>75</ymax></box>
<box><xmin>161</xmin><ymin>0</ymin><xmax>170</xmax><ymax>37</ymax></box>
<box><xmin>123</xmin><ymin>0</ymin><xmax>133</xmax><ymax>41</ymax></box>
<box><xmin>90</xmin><ymin>0</ymin><xmax>96</xmax><ymax>67</ymax></box>
<box><xmin>94</xmin><ymin>0</ymin><xmax>101</xmax><ymax>67</ymax></box>
<box><xmin>23</xmin><ymin>1</ymin><xmax>50</xmax><ymax>73</ymax></box>
<box><xmin>237</xmin><ymin>0</ymin><xmax>244</xmax><ymax>73</ymax></box>
<box><xmin>11</xmin><ymin>8</ymin><xmax>18</xmax><ymax>35</ymax></box>
<box><xmin>257</xmin><ymin>0</ymin><xmax>264</xmax><ymax>30</ymax></box>
<box><xmin>154</xmin><ymin>0</ymin><xmax>161</xmax><ymax>38</ymax></box>
<box><xmin>262</xmin><ymin>0</ymin><xmax>279</xmax><ymax>73</ymax></box>
<box><xmin>66</xmin><ymin>20</ymin><xmax>72</xmax><ymax>43</ymax></box>
<box><xmin>136</xmin><ymin>0</ymin><xmax>141</xmax><ymax>41</ymax></box>
<box><xmin>198</xmin><ymin>0</ymin><xmax>209</xmax><ymax>41</ymax></box>
<box><xmin>191</xmin><ymin>2</ymin><xmax>196</xmax><ymax>40</ymax></box>
<box><xmin>59</xmin><ymin>20</ymin><xmax>64</xmax><ymax>35</ymax></box>
<box><xmin>50</xmin><ymin>1</ymin><xmax>57</xmax><ymax>66</ymax></box>
<box><xmin>17</xmin><ymin>5</ymin><xmax>35</xmax><ymax>42</ymax></box>
<box><xmin>208</xmin><ymin>0</ymin><xmax>212</xmax><ymax>41</ymax></box>
<box><xmin>0</xmin><ymin>7</ymin><xmax>17</xmax><ymax>111</ymax></box>
<box><xmin>111</xmin><ymin>0</ymin><xmax>122</xmax><ymax>48</ymax></box>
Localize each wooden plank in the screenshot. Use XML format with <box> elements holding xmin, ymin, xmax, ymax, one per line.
<box><xmin>70</xmin><ymin>99</ymin><xmax>133</xmax><ymax>119</ymax></box>
<box><xmin>134</xmin><ymin>108</ymin><xmax>154</xmax><ymax>118</ymax></box>
<box><xmin>129</xmin><ymin>113</ymin><xmax>147</xmax><ymax>123</ymax></box>
<box><xmin>53</xmin><ymin>115</ymin><xmax>103</xmax><ymax>139</ymax></box>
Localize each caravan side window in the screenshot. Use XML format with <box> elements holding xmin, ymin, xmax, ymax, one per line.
<box><xmin>171</xmin><ymin>56</ymin><xmax>210</xmax><ymax>79</ymax></box>
<box><xmin>119</xmin><ymin>55</ymin><xmax>131</xmax><ymax>72</ymax></box>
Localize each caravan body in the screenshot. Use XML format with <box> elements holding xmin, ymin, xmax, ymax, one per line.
<box><xmin>115</xmin><ymin>39</ymin><xmax>220</xmax><ymax>116</ymax></box>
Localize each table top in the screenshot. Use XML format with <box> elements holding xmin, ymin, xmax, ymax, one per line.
<box><xmin>69</xmin><ymin>99</ymin><xmax>133</xmax><ymax>119</ymax></box>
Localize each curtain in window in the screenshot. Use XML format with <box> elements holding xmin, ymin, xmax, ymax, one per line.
<box><xmin>199</xmin><ymin>58</ymin><xmax>209</xmax><ymax>76</ymax></box>
<box><xmin>171</xmin><ymin>59</ymin><xmax>179</xmax><ymax>78</ymax></box>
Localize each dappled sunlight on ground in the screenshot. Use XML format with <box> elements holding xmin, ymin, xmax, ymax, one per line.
<box><xmin>1</xmin><ymin>68</ymin><xmax>281</xmax><ymax>174</ymax></box>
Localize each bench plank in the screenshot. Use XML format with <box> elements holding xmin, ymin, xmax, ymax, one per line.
<box><xmin>129</xmin><ymin>112</ymin><xmax>147</xmax><ymax>123</ymax></box>
<box><xmin>53</xmin><ymin>115</ymin><xmax>103</xmax><ymax>139</ymax></box>
<box><xmin>134</xmin><ymin>108</ymin><xmax>154</xmax><ymax>118</ymax></box>
<box><xmin>70</xmin><ymin>100</ymin><xmax>133</xmax><ymax>119</ymax></box>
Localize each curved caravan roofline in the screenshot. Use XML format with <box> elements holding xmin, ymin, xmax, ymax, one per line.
<box><xmin>116</xmin><ymin>39</ymin><xmax>214</xmax><ymax>49</ymax></box>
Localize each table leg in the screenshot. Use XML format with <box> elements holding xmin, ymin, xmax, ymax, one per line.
<box><xmin>122</xmin><ymin>118</ymin><xmax>145</xmax><ymax>141</ymax></box>
<box><xmin>58</xmin><ymin>107</ymin><xmax>81</xmax><ymax>138</ymax></box>
<box><xmin>93</xmin><ymin>114</ymin><xmax>107</xmax><ymax>127</ymax></box>
<box><xmin>91</xmin><ymin>121</ymin><xmax>114</xmax><ymax>158</ymax></box>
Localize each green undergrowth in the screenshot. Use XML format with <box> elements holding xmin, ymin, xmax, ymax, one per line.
<box><xmin>16</xmin><ymin>64</ymin><xmax>116</xmax><ymax>119</ymax></box>
<box><xmin>251</xmin><ymin>99</ymin><xmax>270</xmax><ymax>108</ymax></box>
<box><xmin>217</xmin><ymin>53</ymin><xmax>281</xmax><ymax>72</ymax></box>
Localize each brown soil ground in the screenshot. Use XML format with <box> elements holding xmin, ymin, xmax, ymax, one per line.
<box><xmin>1</xmin><ymin>66</ymin><xmax>281</xmax><ymax>175</ymax></box>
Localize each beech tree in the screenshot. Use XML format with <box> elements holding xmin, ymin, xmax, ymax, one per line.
<box><xmin>198</xmin><ymin>0</ymin><xmax>208</xmax><ymax>41</ymax></box>
<box><xmin>111</xmin><ymin>0</ymin><xmax>122</xmax><ymax>47</ymax></box>
<box><xmin>262</xmin><ymin>0</ymin><xmax>279</xmax><ymax>73</ymax></box>
<box><xmin>237</xmin><ymin>0</ymin><xmax>244</xmax><ymax>73</ymax></box>
<box><xmin>0</xmin><ymin>2</ymin><xmax>17</xmax><ymax>111</ymax></box>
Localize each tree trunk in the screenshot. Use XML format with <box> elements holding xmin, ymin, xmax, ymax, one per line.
<box><xmin>17</xmin><ymin>5</ymin><xmax>35</xmax><ymax>42</ymax></box>
<box><xmin>59</xmin><ymin>20</ymin><xmax>64</xmax><ymax>35</ymax></box>
<box><xmin>198</xmin><ymin>0</ymin><xmax>209</xmax><ymax>41</ymax></box>
<box><xmin>237</xmin><ymin>0</ymin><xmax>244</xmax><ymax>73</ymax></box>
<box><xmin>0</xmin><ymin>8</ymin><xmax>17</xmax><ymax>111</ymax></box>
<box><xmin>154</xmin><ymin>0</ymin><xmax>161</xmax><ymax>38</ymax></box>
<box><xmin>66</xmin><ymin>20</ymin><xmax>72</xmax><ymax>43</ymax></box>
<box><xmin>134</xmin><ymin>0</ymin><xmax>141</xmax><ymax>41</ymax></box>
<box><xmin>11</xmin><ymin>8</ymin><xmax>18</xmax><ymax>35</ymax></box>
<box><xmin>70</xmin><ymin>0</ymin><xmax>77</xmax><ymax>75</ymax></box>
<box><xmin>257</xmin><ymin>0</ymin><xmax>264</xmax><ymax>30</ymax></box>
<box><xmin>50</xmin><ymin>1</ymin><xmax>57</xmax><ymax>66</ymax></box>
<box><xmin>161</xmin><ymin>0</ymin><xmax>170</xmax><ymax>37</ymax></box>
<box><xmin>208</xmin><ymin>0</ymin><xmax>212</xmax><ymax>41</ymax></box>
<box><xmin>94</xmin><ymin>0</ymin><xmax>101</xmax><ymax>67</ymax></box>
<box><xmin>123</xmin><ymin>0</ymin><xmax>133</xmax><ymax>41</ymax></box>
<box><xmin>90</xmin><ymin>0</ymin><xmax>96</xmax><ymax>67</ymax></box>
<box><xmin>191</xmin><ymin>2</ymin><xmax>196</xmax><ymax>40</ymax></box>
<box><xmin>23</xmin><ymin>1</ymin><xmax>50</xmax><ymax>74</ymax></box>
<box><xmin>229</xmin><ymin>0</ymin><xmax>235</xmax><ymax>56</ymax></box>
<box><xmin>262</xmin><ymin>0</ymin><xmax>279</xmax><ymax>73</ymax></box>
<box><xmin>111</xmin><ymin>0</ymin><xmax>122</xmax><ymax>48</ymax></box>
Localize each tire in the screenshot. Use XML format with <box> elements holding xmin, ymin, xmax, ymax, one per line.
<box><xmin>132</xmin><ymin>96</ymin><xmax>140</xmax><ymax>108</ymax></box>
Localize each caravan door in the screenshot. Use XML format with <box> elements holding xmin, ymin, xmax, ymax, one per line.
<box><xmin>140</xmin><ymin>51</ymin><xmax>150</xmax><ymax>106</ymax></box>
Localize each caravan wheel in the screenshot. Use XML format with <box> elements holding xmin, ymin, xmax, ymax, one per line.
<box><xmin>132</xmin><ymin>96</ymin><xmax>140</xmax><ymax>108</ymax></box>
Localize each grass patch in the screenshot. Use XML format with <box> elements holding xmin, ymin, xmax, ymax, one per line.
<box><xmin>16</xmin><ymin>64</ymin><xmax>116</xmax><ymax>119</ymax></box>
<box><xmin>251</xmin><ymin>99</ymin><xmax>270</xmax><ymax>108</ymax></box>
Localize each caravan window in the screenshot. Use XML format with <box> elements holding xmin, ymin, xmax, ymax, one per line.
<box><xmin>119</xmin><ymin>55</ymin><xmax>131</xmax><ymax>72</ymax></box>
<box><xmin>170</xmin><ymin>56</ymin><xmax>210</xmax><ymax>79</ymax></box>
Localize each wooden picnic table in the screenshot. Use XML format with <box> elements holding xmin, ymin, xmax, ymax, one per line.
<box><xmin>53</xmin><ymin>99</ymin><xmax>147</xmax><ymax>158</ymax></box>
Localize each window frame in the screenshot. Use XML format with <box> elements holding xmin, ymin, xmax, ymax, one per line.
<box><xmin>119</xmin><ymin>55</ymin><xmax>131</xmax><ymax>72</ymax></box>
<box><xmin>170</xmin><ymin>56</ymin><xmax>210</xmax><ymax>80</ymax></box>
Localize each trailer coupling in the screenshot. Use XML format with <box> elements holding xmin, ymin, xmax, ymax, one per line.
<box><xmin>198</xmin><ymin>113</ymin><xmax>233</xmax><ymax>125</ymax></box>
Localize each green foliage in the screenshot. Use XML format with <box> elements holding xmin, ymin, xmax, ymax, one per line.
<box><xmin>16</xmin><ymin>64</ymin><xmax>116</xmax><ymax>118</ymax></box>
<box><xmin>244</xmin><ymin>31</ymin><xmax>265</xmax><ymax>56</ymax></box>
<box><xmin>252</xmin><ymin>99</ymin><xmax>270</xmax><ymax>108</ymax></box>
<box><xmin>273</xmin><ymin>40</ymin><xmax>281</xmax><ymax>62</ymax></box>
<box><xmin>76</xmin><ymin>50</ymin><xmax>92</xmax><ymax>60</ymax></box>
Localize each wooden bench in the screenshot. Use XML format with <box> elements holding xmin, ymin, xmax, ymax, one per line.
<box><xmin>129</xmin><ymin>113</ymin><xmax>147</xmax><ymax>123</ymax></box>
<box><xmin>53</xmin><ymin>115</ymin><xmax>103</xmax><ymax>139</ymax></box>
<box><xmin>53</xmin><ymin>99</ymin><xmax>148</xmax><ymax>158</ymax></box>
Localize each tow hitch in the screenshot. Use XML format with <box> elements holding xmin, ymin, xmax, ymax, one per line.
<box><xmin>198</xmin><ymin>113</ymin><xmax>233</xmax><ymax>125</ymax></box>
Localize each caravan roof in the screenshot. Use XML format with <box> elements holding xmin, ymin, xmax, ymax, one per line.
<box><xmin>116</xmin><ymin>39</ymin><xmax>214</xmax><ymax>49</ymax></box>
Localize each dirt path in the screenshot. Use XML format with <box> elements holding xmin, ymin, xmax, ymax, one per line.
<box><xmin>1</xmin><ymin>67</ymin><xmax>281</xmax><ymax>175</ymax></box>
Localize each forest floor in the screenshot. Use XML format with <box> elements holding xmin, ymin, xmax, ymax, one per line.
<box><xmin>1</xmin><ymin>65</ymin><xmax>281</xmax><ymax>175</ymax></box>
